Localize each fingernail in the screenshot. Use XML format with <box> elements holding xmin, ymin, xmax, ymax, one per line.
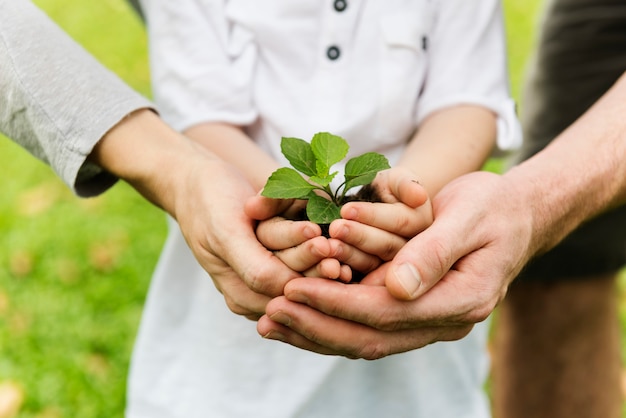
<box><xmin>393</xmin><ymin>263</ymin><xmax>421</xmax><ymax>298</ymax></box>
<box><xmin>263</xmin><ymin>330</ymin><xmax>286</xmax><ymax>341</ymax></box>
<box><xmin>269</xmin><ymin>311</ymin><xmax>292</xmax><ymax>326</ymax></box>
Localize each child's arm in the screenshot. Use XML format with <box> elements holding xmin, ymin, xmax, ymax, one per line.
<box><xmin>183</xmin><ymin>122</ymin><xmax>278</xmax><ymax>190</ymax></box>
<box><xmin>397</xmin><ymin>105</ymin><xmax>497</xmax><ymax>196</ymax></box>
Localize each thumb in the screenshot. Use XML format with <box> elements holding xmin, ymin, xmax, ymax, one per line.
<box><xmin>244</xmin><ymin>194</ymin><xmax>294</xmax><ymax>220</ymax></box>
<box><xmin>385</xmin><ymin>225</ymin><xmax>457</xmax><ymax>301</ymax></box>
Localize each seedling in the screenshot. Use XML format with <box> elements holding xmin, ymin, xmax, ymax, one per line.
<box><xmin>261</xmin><ymin>132</ymin><xmax>390</xmax><ymax>224</ymax></box>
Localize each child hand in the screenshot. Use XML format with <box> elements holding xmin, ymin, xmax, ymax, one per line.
<box><xmin>255</xmin><ymin>214</ymin><xmax>350</xmax><ymax>281</ymax></box>
<box><xmin>329</xmin><ymin>167</ymin><xmax>434</xmax><ymax>271</ymax></box>
<box><xmin>246</xmin><ymin>197</ymin><xmax>382</xmax><ymax>282</ymax></box>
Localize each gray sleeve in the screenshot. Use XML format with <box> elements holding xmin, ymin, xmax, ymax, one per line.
<box><xmin>0</xmin><ymin>0</ymin><xmax>155</xmax><ymax>196</ymax></box>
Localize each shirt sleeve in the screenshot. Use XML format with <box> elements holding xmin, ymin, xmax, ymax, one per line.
<box><xmin>417</xmin><ymin>0</ymin><xmax>522</xmax><ymax>150</ymax></box>
<box><xmin>0</xmin><ymin>0</ymin><xmax>154</xmax><ymax>196</ymax></box>
<box><xmin>140</xmin><ymin>0</ymin><xmax>257</xmax><ymax>132</ymax></box>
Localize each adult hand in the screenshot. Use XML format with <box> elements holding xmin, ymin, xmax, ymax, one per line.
<box><xmin>257</xmin><ymin>171</ymin><xmax>536</xmax><ymax>358</ymax></box>
<box><xmin>91</xmin><ymin>110</ymin><xmax>300</xmax><ymax>320</ymax></box>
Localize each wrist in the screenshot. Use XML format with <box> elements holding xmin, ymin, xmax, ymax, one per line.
<box><xmin>89</xmin><ymin>109</ymin><xmax>217</xmax><ymax>214</ymax></box>
<box><xmin>503</xmin><ymin>148</ymin><xmax>604</xmax><ymax>258</ymax></box>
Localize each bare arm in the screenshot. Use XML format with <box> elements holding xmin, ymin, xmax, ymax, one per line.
<box><xmin>506</xmin><ymin>72</ymin><xmax>626</xmax><ymax>256</ymax></box>
<box><xmin>397</xmin><ymin>105</ymin><xmax>497</xmax><ymax>196</ymax></box>
<box><xmin>183</xmin><ymin>122</ymin><xmax>279</xmax><ymax>191</ymax></box>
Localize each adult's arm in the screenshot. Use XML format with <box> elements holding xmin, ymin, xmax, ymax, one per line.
<box><xmin>0</xmin><ymin>0</ymin><xmax>297</xmax><ymax>317</ymax></box>
<box><xmin>257</xmin><ymin>72</ymin><xmax>626</xmax><ymax>358</ymax></box>
<box><xmin>91</xmin><ymin>110</ymin><xmax>296</xmax><ymax>316</ymax></box>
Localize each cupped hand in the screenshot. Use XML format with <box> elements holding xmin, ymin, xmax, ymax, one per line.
<box><xmin>169</xmin><ymin>146</ymin><xmax>302</xmax><ymax>320</ymax></box>
<box><xmin>93</xmin><ymin>111</ymin><xmax>301</xmax><ymax>321</ymax></box>
<box><xmin>257</xmin><ymin>171</ymin><xmax>535</xmax><ymax>357</ymax></box>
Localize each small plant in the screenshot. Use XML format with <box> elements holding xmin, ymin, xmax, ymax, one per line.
<box><xmin>261</xmin><ymin>132</ymin><xmax>390</xmax><ymax>224</ymax></box>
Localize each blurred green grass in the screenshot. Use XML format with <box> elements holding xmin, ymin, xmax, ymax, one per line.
<box><xmin>2</xmin><ymin>1</ymin><xmax>622</xmax><ymax>417</ymax></box>
<box><xmin>0</xmin><ymin>1</ymin><xmax>163</xmax><ymax>417</ymax></box>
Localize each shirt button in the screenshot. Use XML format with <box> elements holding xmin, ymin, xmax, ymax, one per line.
<box><xmin>334</xmin><ymin>0</ymin><xmax>347</xmax><ymax>12</ymax></box>
<box><xmin>326</xmin><ymin>45</ymin><xmax>341</xmax><ymax>60</ymax></box>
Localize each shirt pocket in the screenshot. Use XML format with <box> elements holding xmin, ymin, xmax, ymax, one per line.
<box><xmin>376</xmin><ymin>8</ymin><xmax>432</xmax><ymax>141</ymax></box>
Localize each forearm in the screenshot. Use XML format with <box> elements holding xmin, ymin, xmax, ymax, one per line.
<box><xmin>506</xmin><ymin>72</ymin><xmax>626</xmax><ymax>256</ymax></box>
<box><xmin>184</xmin><ymin>123</ymin><xmax>279</xmax><ymax>191</ymax></box>
<box><xmin>397</xmin><ymin>105</ymin><xmax>497</xmax><ymax>196</ymax></box>
<box><xmin>89</xmin><ymin>109</ymin><xmax>220</xmax><ymax>215</ymax></box>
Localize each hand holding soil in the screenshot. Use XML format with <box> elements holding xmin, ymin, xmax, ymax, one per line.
<box><xmin>248</xmin><ymin>160</ymin><xmax>432</xmax><ymax>283</ymax></box>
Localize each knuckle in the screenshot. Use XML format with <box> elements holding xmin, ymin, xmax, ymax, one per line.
<box><xmin>421</xmin><ymin>238</ymin><xmax>454</xmax><ymax>281</ymax></box>
<box><xmin>394</xmin><ymin>215</ymin><xmax>413</xmax><ymax>236</ymax></box>
<box><xmin>224</xmin><ymin>296</ymin><xmax>254</xmax><ymax>317</ymax></box>
<box><xmin>357</xmin><ymin>341</ymin><xmax>391</xmax><ymax>360</ymax></box>
<box><xmin>439</xmin><ymin>326</ymin><xmax>474</xmax><ymax>342</ymax></box>
<box><xmin>360</xmin><ymin>257</ymin><xmax>382</xmax><ymax>274</ymax></box>
<box><xmin>365</xmin><ymin>306</ymin><xmax>402</xmax><ymax>331</ymax></box>
<box><xmin>242</xmin><ymin>259</ymin><xmax>279</xmax><ymax>296</ymax></box>
<box><xmin>465</xmin><ymin>299</ymin><xmax>497</xmax><ymax>324</ymax></box>
<box><xmin>379</xmin><ymin>240</ymin><xmax>402</xmax><ymax>261</ymax></box>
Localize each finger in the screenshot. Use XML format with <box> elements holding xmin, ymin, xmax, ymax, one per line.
<box><xmin>259</xmin><ymin>297</ymin><xmax>473</xmax><ymax>359</ymax></box>
<box><xmin>283</xmin><ymin>275</ymin><xmax>492</xmax><ymax>330</ymax></box>
<box><xmin>340</xmin><ymin>201</ymin><xmax>432</xmax><ymax>239</ymax></box>
<box><xmin>273</xmin><ymin>236</ymin><xmax>332</xmax><ymax>272</ymax></box>
<box><xmin>359</xmin><ymin>262</ymin><xmax>390</xmax><ymax>286</ymax></box>
<box><xmin>210</xmin><ymin>269</ymin><xmax>272</xmax><ymax>318</ymax></box>
<box><xmin>302</xmin><ymin>258</ymin><xmax>348</xmax><ymax>281</ymax></box>
<box><xmin>258</xmin><ymin>314</ymin><xmax>346</xmax><ymax>356</ymax></box>
<box><xmin>330</xmin><ymin>219</ymin><xmax>407</xmax><ymax>261</ymax></box>
<box><xmin>339</xmin><ymin>264</ymin><xmax>353</xmax><ymax>282</ymax></box>
<box><xmin>256</xmin><ymin>217</ymin><xmax>321</xmax><ymax>250</ymax></box>
<box><xmin>244</xmin><ymin>194</ymin><xmax>295</xmax><ymax>220</ymax></box>
<box><xmin>373</xmin><ymin>168</ymin><xmax>429</xmax><ymax>208</ymax></box>
<box><xmin>382</xmin><ymin>220</ymin><xmax>465</xmax><ymax>300</ymax></box>
<box><xmin>328</xmin><ymin>238</ymin><xmax>382</xmax><ymax>273</ymax></box>
<box><xmin>196</xmin><ymin>222</ymin><xmax>300</xmax><ymax>298</ymax></box>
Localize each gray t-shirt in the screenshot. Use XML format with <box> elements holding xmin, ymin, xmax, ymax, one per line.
<box><xmin>0</xmin><ymin>0</ymin><xmax>153</xmax><ymax>196</ymax></box>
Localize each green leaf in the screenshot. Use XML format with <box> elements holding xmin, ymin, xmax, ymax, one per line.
<box><xmin>344</xmin><ymin>152</ymin><xmax>390</xmax><ymax>191</ymax></box>
<box><xmin>311</xmin><ymin>132</ymin><xmax>349</xmax><ymax>177</ymax></box>
<box><xmin>280</xmin><ymin>137</ymin><xmax>317</xmax><ymax>177</ymax></box>
<box><xmin>309</xmin><ymin>171</ymin><xmax>338</xmax><ymax>188</ymax></box>
<box><xmin>306</xmin><ymin>194</ymin><xmax>342</xmax><ymax>224</ymax></box>
<box><xmin>261</xmin><ymin>168</ymin><xmax>316</xmax><ymax>199</ymax></box>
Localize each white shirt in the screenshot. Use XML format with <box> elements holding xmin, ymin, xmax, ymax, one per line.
<box><xmin>128</xmin><ymin>1</ymin><xmax>519</xmax><ymax>417</ymax></box>
<box><xmin>142</xmin><ymin>0</ymin><xmax>520</xmax><ymax>162</ymax></box>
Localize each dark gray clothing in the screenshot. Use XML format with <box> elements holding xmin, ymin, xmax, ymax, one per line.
<box><xmin>0</xmin><ymin>0</ymin><xmax>152</xmax><ymax>196</ymax></box>
<box><xmin>516</xmin><ymin>0</ymin><xmax>626</xmax><ymax>280</ymax></box>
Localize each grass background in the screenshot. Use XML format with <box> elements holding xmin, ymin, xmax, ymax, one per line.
<box><xmin>0</xmin><ymin>0</ymin><xmax>623</xmax><ymax>417</ymax></box>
